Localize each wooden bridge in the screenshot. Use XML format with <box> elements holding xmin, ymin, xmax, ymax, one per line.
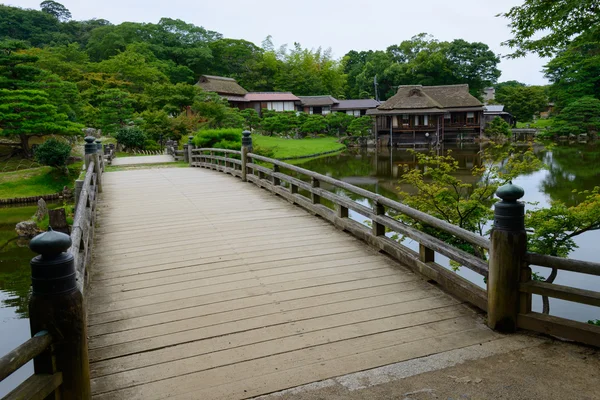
<box><xmin>1</xmin><ymin>134</ymin><xmax>599</xmax><ymax>400</ymax></box>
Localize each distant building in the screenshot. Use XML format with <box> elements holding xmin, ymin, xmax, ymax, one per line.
<box><xmin>241</xmin><ymin>92</ymin><xmax>300</xmax><ymax>114</ymax></box>
<box><xmin>333</xmin><ymin>99</ymin><xmax>381</xmax><ymax>116</ymax></box>
<box><xmin>483</xmin><ymin>87</ymin><xmax>495</xmax><ymax>104</ymax></box>
<box><xmin>367</xmin><ymin>84</ymin><xmax>484</xmax><ymax>145</ymax></box>
<box><xmin>483</xmin><ymin>105</ymin><xmax>515</xmax><ymax>126</ymax></box>
<box><xmin>297</xmin><ymin>96</ymin><xmax>380</xmax><ymax>116</ymax></box>
<box><xmin>195</xmin><ymin>75</ymin><xmax>248</xmax><ymax>108</ymax></box>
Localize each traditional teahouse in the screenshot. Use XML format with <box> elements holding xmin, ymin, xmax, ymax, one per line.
<box><xmin>195</xmin><ymin>75</ymin><xmax>248</xmax><ymax>108</ymax></box>
<box><xmin>367</xmin><ymin>84</ymin><xmax>484</xmax><ymax>146</ymax></box>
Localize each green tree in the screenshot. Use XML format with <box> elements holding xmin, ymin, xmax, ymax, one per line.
<box><xmin>115</xmin><ymin>126</ymin><xmax>146</xmax><ymax>151</ymax></box>
<box><xmin>136</xmin><ymin>109</ymin><xmax>172</xmax><ymax>143</ymax></box>
<box><xmin>97</xmin><ymin>89</ymin><xmax>134</xmax><ymax>134</ymax></box>
<box><xmin>500</xmin><ymin>0</ymin><xmax>600</xmax><ymax>57</ymax></box>
<box><xmin>495</xmin><ymin>84</ymin><xmax>548</xmax><ymax>122</ymax></box>
<box><xmin>347</xmin><ymin>116</ymin><xmax>373</xmax><ymax>137</ymax></box>
<box><xmin>260</xmin><ymin>112</ymin><xmax>298</xmax><ymax>136</ymax></box>
<box><xmin>300</xmin><ymin>115</ymin><xmax>327</xmax><ymax>137</ymax></box>
<box><xmin>39</xmin><ymin>1</ymin><xmax>72</xmax><ymax>22</ymax></box>
<box><xmin>0</xmin><ymin>5</ymin><xmax>61</xmax><ymax>47</ymax></box>
<box><xmin>240</xmin><ymin>109</ymin><xmax>261</xmax><ymax>131</ymax></box>
<box><xmin>550</xmin><ymin>97</ymin><xmax>600</xmax><ymax>137</ymax></box>
<box><xmin>0</xmin><ymin>89</ymin><xmax>82</xmax><ymax>156</ymax></box>
<box><xmin>485</xmin><ymin>117</ymin><xmax>511</xmax><ymax>138</ymax></box>
<box><xmin>325</xmin><ymin>112</ymin><xmax>353</xmax><ymax>136</ymax></box>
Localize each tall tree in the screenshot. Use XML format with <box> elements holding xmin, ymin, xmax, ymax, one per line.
<box><xmin>97</xmin><ymin>89</ymin><xmax>134</xmax><ymax>133</ymax></box>
<box><xmin>0</xmin><ymin>89</ymin><xmax>82</xmax><ymax>155</ymax></box>
<box><xmin>495</xmin><ymin>84</ymin><xmax>548</xmax><ymax>122</ymax></box>
<box><xmin>39</xmin><ymin>1</ymin><xmax>72</xmax><ymax>22</ymax></box>
<box><xmin>501</xmin><ymin>0</ymin><xmax>600</xmax><ymax>57</ymax></box>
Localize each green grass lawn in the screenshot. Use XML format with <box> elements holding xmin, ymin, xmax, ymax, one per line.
<box><xmin>0</xmin><ymin>162</ymin><xmax>83</xmax><ymax>199</ymax></box>
<box><xmin>516</xmin><ymin>118</ymin><xmax>554</xmax><ymax>129</ymax></box>
<box><xmin>253</xmin><ymin>136</ymin><xmax>345</xmax><ymax>159</ymax></box>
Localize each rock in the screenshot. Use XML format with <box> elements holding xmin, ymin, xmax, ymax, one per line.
<box><xmin>49</xmin><ymin>208</ymin><xmax>70</xmax><ymax>235</ymax></box>
<box><xmin>35</xmin><ymin>198</ymin><xmax>48</xmax><ymax>221</ymax></box>
<box><xmin>15</xmin><ymin>221</ymin><xmax>41</xmax><ymax>238</ymax></box>
<box><xmin>62</xmin><ymin>185</ymin><xmax>73</xmax><ymax>199</ymax></box>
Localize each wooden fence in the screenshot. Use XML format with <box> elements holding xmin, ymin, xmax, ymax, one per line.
<box><xmin>190</xmin><ymin>134</ymin><xmax>600</xmax><ymax>347</ymax></box>
<box><xmin>0</xmin><ymin>138</ymin><xmax>103</xmax><ymax>399</ymax></box>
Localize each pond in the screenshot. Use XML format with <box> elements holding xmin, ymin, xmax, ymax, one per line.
<box><xmin>292</xmin><ymin>143</ymin><xmax>600</xmax><ymax>324</ymax></box>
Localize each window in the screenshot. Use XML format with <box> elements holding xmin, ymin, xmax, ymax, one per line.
<box><xmin>467</xmin><ymin>111</ymin><xmax>475</xmax><ymax>124</ymax></box>
<box><xmin>414</xmin><ymin>115</ymin><xmax>420</xmax><ymax>126</ymax></box>
<box><xmin>392</xmin><ymin>116</ymin><xmax>399</xmax><ymax>128</ymax></box>
<box><xmin>444</xmin><ymin>113</ymin><xmax>451</xmax><ymax>119</ymax></box>
<box><xmin>346</xmin><ymin>110</ymin><xmax>353</xmax><ymax>116</ymax></box>
<box><xmin>424</xmin><ymin>115</ymin><xmax>429</xmax><ymax>126</ymax></box>
<box><xmin>322</xmin><ymin>106</ymin><xmax>330</xmax><ymax>115</ymax></box>
<box><xmin>284</xmin><ymin>101</ymin><xmax>295</xmax><ymax>111</ymax></box>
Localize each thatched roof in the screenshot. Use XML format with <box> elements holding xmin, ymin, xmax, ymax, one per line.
<box><xmin>377</xmin><ymin>84</ymin><xmax>482</xmax><ymax>111</ymax></box>
<box><xmin>196</xmin><ymin>75</ymin><xmax>248</xmax><ymax>96</ymax></box>
<box><xmin>298</xmin><ymin>96</ymin><xmax>339</xmax><ymax>107</ymax></box>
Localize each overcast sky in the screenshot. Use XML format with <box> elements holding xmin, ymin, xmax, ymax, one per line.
<box><xmin>12</xmin><ymin>0</ymin><xmax>549</xmax><ymax>85</ymax></box>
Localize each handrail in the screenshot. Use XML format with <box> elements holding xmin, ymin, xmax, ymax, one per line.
<box><xmin>525</xmin><ymin>252</ymin><xmax>600</xmax><ymax>276</ymax></box>
<box><xmin>247</xmin><ymin>152</ymin><xmax>491</xmax><ymax>250</ymax></box>
<box><xmin>0</xmin><ymin>331</ymin><xmax>52</xmax><ymax>382</ymax></box>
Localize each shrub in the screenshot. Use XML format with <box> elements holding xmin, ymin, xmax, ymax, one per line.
<box><xmin>115</xmin><ymin>127</ymin><xmax>147</xmax><ymax>150</ymax></box>
<box><xmin>485</xmin><ymin>117</ymin><xmax>511</xmax><ymax>137</ymax></box>
<box><xmin>550</xmin><ymin>97</ymin><xmax>600</xmax><ymax>137</ymax></box>
<box><xmin>144</xmin><ymin>139</ymin><xmax>161</xmax><ymax>152</ymax></box>
<box><xmin>34</xmin><ymin>138</ymin><xmax>72</xmax><ymax>169</ymax></box>
<box><xmin>347</xmin><ymin>116</ymin><xmax>373</xmax><ymax>137</ymax></box>
<box><xmin>193</xmin><ymin>128</ymin><xmax>242</xmax><ymax>150</ymax></box>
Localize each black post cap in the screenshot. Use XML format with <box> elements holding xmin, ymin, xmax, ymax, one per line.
<box><xmin>29</xmin><ymin>229</ymin><xmax>77</xmax><ymax>295</ymax></box>
<box><xmin>84</xmin><ymin>136</ymin><xmax>97</xmax><ymax>154</ymax></box>
<box><xmin>494</xmin><ymin>183</ymin><xmax>525</xmax><ymax>231</ymax></box>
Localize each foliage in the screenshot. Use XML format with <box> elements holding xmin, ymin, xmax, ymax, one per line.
<box><xmin>485</xmin><ymin>117</ymin><xmax>511</xmax><ymax>138</ymax></box>
<box><xmin>115</xmin><ymin>126</ymin><xmax>146</xmax><ymax>150</ymax></box>
<box><xmin>550</xmin><ymin>97</ymin><xmax>600</xmax><ymax>137</ymax></box>
<box><xmin>0</xmin><ymin>89</ymin><xmax>82</xmax><ymax>155</ymax></box>
<box><xmin>589</xmin><ymin>320</ymin><xmax>600</xmax><ymax>326</ymax></box>
<box><xmin>347</xmin><ymin>116</ymin><xmax>373</xmax><ymax>137</ymax></box>
<box><xmin>495</xmin><ymin>83</ymin><xmax>548</xmax><ymax>122</ymax></box>
<box><xmin>240</xmin><ymin>109</ymin><xmax>261</xmax><ymax>131</ymax></box>
<box><xmin>193</xmin><ymin>128</ymin><xmax>242</xmax><ymax>150</ymax></box>
<box><xmin>300</xmin><ymin>115</ymin><xmax>327</xmax><ymax>137</ymax></box>
<box><xmin>325</xmin><ymin>112</ymin><xmax>353</xmax><ymax>136</ymax></box>
<box><xmin>393</xmin><ymin>146</ymin><xmax>543</xmax><ymax>257</ymax></box>
<box><xmin>260</xmin><ymin>111</ymin><xmax>299</xmax><ymax>136</ymax></box>
<box><xmin>191</xmin><ymin>93</ymin><xmax>244</xmax><ymax>129</ymax></box>
<box><xmin>0</xmin><ymin>162</ymin><xmax>82</xmax><ymax>199</ymax></box>
<box><xmin>544</xmin><ymin>38</ymin><xmax>600</xmax><ymax>109</ymax></box>
<box><xmin>136</xmin><ymin>109</ymin><xmax>172</xmax><ymax>143</ymax></box>
<box><xmin>40</xmin><ymin>1</ymin><xmax>72</xmax><ymax>22</ymax></box>
<box><xmin>34</xmin><ymin>138</ymin><xmax>71</xmax><ymax>169</ymax></box>
<box><xmin>526</xmin><ymin>187</ymin><xmax>600</xmax><ymax>257</ymax></box>
<box><xmin>500</xmin><ymin>0</ymin><xmax>600</xmax><ymax>58</ymax></box>
<box><xmin>97</xmin><ymin>89</ymin><xmax>134</xmax><ymax>134</ymax></box>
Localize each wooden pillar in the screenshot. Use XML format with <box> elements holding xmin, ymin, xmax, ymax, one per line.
<box><xmin>83</xmin><ymin>136</ymin><xmax>96</xmax><ymax>171</ymax></box>
<box><xmin>92</xmin><ymin>153</ymin><xmax>102</xmax><ymax>194</ymax></box>
<box><xmin>419</xmin><ymin>244</ymin><xmax>435</xmax><ymax>263</ymax></box>
<box><xmin>74</xmin><ymin>179</ymin><xmax>83</xmax><ymax>213</ymax></box>
<box><xmin>187</xmin><ymin>136</ymin><xmax>194</xmax><ymax>167</ymax></box>
<box><xmin>29</xmin><ymin>230</ymin><xmax>91</xmax><ymax>400</ymax></box>
<box><xmin>487</xmin><ymin>183</ymin><xmax>527</xmax><ymax>333</ymax></box>
<box><xmin>337</xmin><ymin>204</ymin><xmax>349</xmax><ymax>218</ymax></box>
<box><xmin>273</xmin><ymin>165</ymin><xmax>280</xmax><ymax>186</ymax></box>
<box><xmin>241</xmin><ymin>130</ymin><xmax>252</xmax><ymax>182</ymax></box>
<box><xmin>372</xmin><ymin>201</ymin><xmax>385</xmax><ymax>236</ymax></box>
<box><xmin>311</xmin><ymin>177</ymin><xmax>320</xmax><ymax>204</ymax></box>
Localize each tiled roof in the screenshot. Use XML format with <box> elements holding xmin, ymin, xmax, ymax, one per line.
<box><xmin>298</xmin><ymin>95</ymin><xmax>339</xmax><ymax>106</ymax></box>
<box><xmin>244</xmin><ymin>92</ymin><xmax>300</xmax><ymax>102</ymax></box>
<box><xmin>333</xmin><ymin>99</ymin><xmax>381</xmax><ymax>110</ymax></box>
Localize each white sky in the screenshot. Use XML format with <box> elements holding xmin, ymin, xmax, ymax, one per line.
<box><xmin>10</xmin><ymin>0</ymin><xmax>549</xmax><ymax>85</ymax></box>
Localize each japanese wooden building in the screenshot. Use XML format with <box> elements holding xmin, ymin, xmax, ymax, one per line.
<box><xmin>367</xmin><ymin>84</ymin><xmax>484</xmax><ymax>145</ymax></box>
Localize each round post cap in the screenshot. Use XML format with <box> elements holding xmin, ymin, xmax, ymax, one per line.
<box><xmin>84</xmin><ymin>136</ymin><xmax>96</xmax><ymax>144</ymax></box>
<box><xmin>95</xmin><ymin>139</ymin><xmax>102</xmax><ymax>144</ymax></box>
<box><xmin>496</xmin><ymin>183</ymin><xmax>524</xmax><ymax>202</ymax></box>
<box><xmin>242</xmin><ymin>130</ymin><xmax>251</xmax><ymax>138</ymax></box>
<box><xmin>30</xmin><ymin>228</ymin><xmax>72</xmax><ymax>258</ymax></box>
<box><xmin>188</xmin><ymin>136</ymin><xmax>194</xmax><ymax>143</ymax></box>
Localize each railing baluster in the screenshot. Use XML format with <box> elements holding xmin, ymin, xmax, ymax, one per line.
<box><xmin>372</xmin><ymin>201</ymin><xmax>385</xmax><ymax>236</ymax></box>
<box><xmin>311</xmin><ymin>178</ymin><xmax>320</xmax><ymax>204</ymax></box>
<box><xmin>273</xmin><ymin>165</ymin><xmax>280</xmax><ymax>186</ymax></box>
<box><xmin>337</xmin><ymin>204</ymin><xmax>349</xmax><ymax>218</ymax></box>
<box><xmin>419</xmin><ymin>243</ymin><xmax>435</xmax><ymax>263</ymax></box>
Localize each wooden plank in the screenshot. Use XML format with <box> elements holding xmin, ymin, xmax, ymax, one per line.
<box><xmin>520</xmin><ymin>281</ymin><xmax>600</xmax><ymax>307</ymax></box>
<box><xmin>525</xmin><ymin>252</ymin><xmax>600</xmax><ymax>276</ymax></box>
<box><xmin>0</xmin><ymin>331</ymin><xmax>52</xmax><ymax>381</ymax></box>
<box><xmin>517</xmin><ymin>312</ymin><xmax>600</xmax><ymax>347</ymax></box>
<box><xmin>4</xmin><ymin>372</ymin><xmax>62</xmax><ymax>400</ymax></box>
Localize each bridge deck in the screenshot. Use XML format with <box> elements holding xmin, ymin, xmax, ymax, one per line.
<box><xmin>88</xmin><ymin>167</ymin><xmax>501</xmax><ymax>400</ymax></box>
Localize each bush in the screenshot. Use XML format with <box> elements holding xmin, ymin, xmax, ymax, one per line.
<box><xmin>485</xmin><ymin>117</ymin><xmax>511</xmax><ymax>137</ymax></box>
<box><xmin>193</xmin><ymin>128</ymin><xmax>242</xmax><ymax>150</ymax></box>
<box><xmin>347</xmin><ymin>116</ymin><xmax>373</xmax><ymax>137</ymax></box>
<box><xmin>551</xmin><ymin>97</ymin><xmax>600</xmax><ymax>137</ymax></box>
<box><xmin>144</xmin><ymin>139</ymin><xmax>161</xmax><ymax>152</ymax></box>
<box><xmin>115</xmin><ymin>127</ymin><xmax>147</xmax><ymax>150</ymax></box>
<box><xmin>34</xmin><ymin>138</ymin><xmax>72</xmax><ymax>168</ymax></box>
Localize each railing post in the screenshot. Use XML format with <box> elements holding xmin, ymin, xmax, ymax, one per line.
<box><xmin>241</xmin><ymin>130</ymin><xmax>252</xmax><ymax>182</ymax></box>
<box><xmin>187</xmin><ymin>136</ymin><xmax>194</xmax><ymax>167</ymax></box>
<box><xmin>487</xmin><ymin>183</ymin><xmax>527</xmax><ymax>333</ymax></box>
<box><xmin>419</xmin><ymin>244</ymin><xmax>435</xmax><ymax>263</ymax></box>
<box><xmin>336</xmin><ymin>204</ymin><xmax>348</xmax><ymax>218</ymax></box>
<box><xmin>273</xmin><ymin>165</ymin><xmax>280</xmax><ymax>186</ymax></box>
<box><xmin>372</xmin><ymin>201</ymin><xmax>385</xmax><ymax>236</ymax></box>
<box><xmin>183</xmin><ymin>142</ymin><xmax>190</xmax><ymax>164</ymax></box>
<box><xmin>83</xmin><ymin>136</ymin><xmax>96</xmax><ymax>171</ymax></box>
<box><xmin>311</xmin><ymin>177</ymin><xmax>320</xmax><ymax>204</ymax></box>
<box><xmin>29</xmin><ymin>229</ymin><xmax>91</xmax><ymax>399</ymax></box>
<box><xmin>95</xmin><ymin>140</ymin><xmax>103</xmax><ymax>171</ymax></box>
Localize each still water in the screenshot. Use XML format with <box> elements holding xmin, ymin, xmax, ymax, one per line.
<box><xmin>0</xmin><ymin>144</ymin><xmax>598</xmax><ymax>395</ymax></box>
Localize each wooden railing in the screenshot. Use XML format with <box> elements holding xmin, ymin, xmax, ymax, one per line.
<box><xmin>190</xmin><ymin>131</ymin><xmax>600</xmax><ymax>347</ymax></box>
<box><xmin>0</xmin><ymin>136</ymin><xmax>102</xmax><ymax>399</ymax></box>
